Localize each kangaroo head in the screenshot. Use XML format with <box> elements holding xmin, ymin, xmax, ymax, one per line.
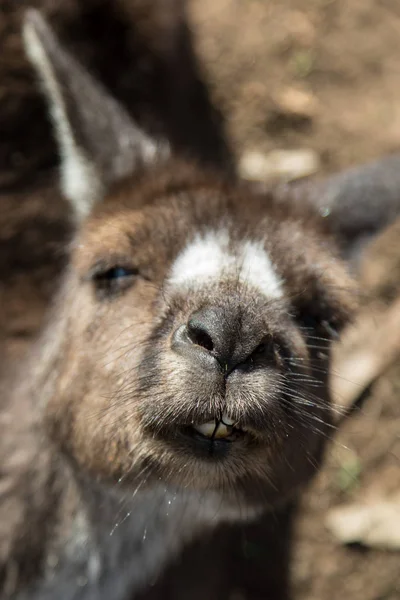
<box><xmin>23</xmin><ymin>10</ymin><xmax>357</xmax><ymax>513</ymax></box>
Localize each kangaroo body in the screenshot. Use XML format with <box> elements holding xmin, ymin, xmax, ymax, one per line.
<box><xmin>1</xmin><ymin>8</ymin><xmax>400</xmax><ymax>600</ymax></box>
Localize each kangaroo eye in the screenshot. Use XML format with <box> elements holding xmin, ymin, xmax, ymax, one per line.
<box><xmin>91</xmin><ymin>264</ymin><xmax>140</xmax><ymax>298</ymax></box>
<box><xmin>97</xmin><ymin>267</ymin><xmax>137</xmax><ymax>280</ymax></box>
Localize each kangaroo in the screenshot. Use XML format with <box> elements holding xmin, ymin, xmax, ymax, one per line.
<box><xmin>1</xmin><ymin>9</ymin><xmax>400</xmax><ymax>600</ymax></box>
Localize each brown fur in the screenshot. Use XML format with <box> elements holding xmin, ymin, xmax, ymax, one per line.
<box><xmin>0</xmin><ymin>7</ymin><xmax>375</xmax><ymax>600</ymax></box>
<box><xmin>1</xmin><ymin>153</ymin><xmax>357</xmax><ymax>598</ymax></box>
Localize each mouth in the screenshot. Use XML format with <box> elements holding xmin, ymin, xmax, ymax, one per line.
<box><xmin>179</xmin><ymin>413</ymin><xmax>248</xmax><ymax>456</ymax></box>
<box><xmin>191</xmin><ymin>413</ymin><xmax>244</xmax><ymax>441</ymax></box>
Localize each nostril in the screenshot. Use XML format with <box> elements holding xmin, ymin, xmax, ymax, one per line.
<box><xmin>187</xmin><ymin>320</ymin><xmax>214</xmax><ymax>352</ymax></box>
<box><xmin>170</xmin><ymin>324</ymin><xmax>217</xmax><ymax>371</ymax></box>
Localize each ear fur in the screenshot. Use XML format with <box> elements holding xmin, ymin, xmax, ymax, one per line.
<box><xmin>23</xmin><ymin>9</ymin><xmax>167</xmax><ymax>221</ymax></box>
<box><xmin>286</xmin><ymin>155</ymin><xmax>400</xmax><ymax>267</ymax></box>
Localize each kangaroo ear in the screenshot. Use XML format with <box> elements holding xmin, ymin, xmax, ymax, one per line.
<box><xmin>23</xmin><ymin>9</ymin><xmax>167</xmax><ymax>221</ymax></box>
<box><xmin>287</xmin><ymin>155</ymin><xmax>400</xmax><ymax>267</ymax></box>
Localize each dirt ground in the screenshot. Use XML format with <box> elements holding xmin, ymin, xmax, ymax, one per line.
<box><xmin>190</xmin><ymin>0</ymin><xmax>400</xmax><ymax>173</ymax></box>
<box><xmin>1</xmin><ymin>0</ymin><xmax>400</xmax><ymax>598</ymax></box>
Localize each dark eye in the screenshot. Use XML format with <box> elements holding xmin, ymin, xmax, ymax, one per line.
<box><xmin>92</xmin><ymin>265</ymin><xmax>139</xmax><ymax>298</ymax></box>
<box><xmin>297</xmin><ymin>313</ymin><xmax>339</xmax><ymax>341</ymax></box>
<box><xmin>98</xmin><ymin>267</ymin><xmax>136</xmax><ymax>280</ymax></box>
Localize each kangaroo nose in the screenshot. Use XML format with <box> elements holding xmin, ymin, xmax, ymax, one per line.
<box><xmin>171</xmin><ymin>307</ymin><xmax>263</xmax><ymax>373</ymax></box>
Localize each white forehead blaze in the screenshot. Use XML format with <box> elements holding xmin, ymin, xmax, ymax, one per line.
<box><xmin>168</xmin><ymin>230</ymin><xmax>283</xmax><ymax>298</ymax></box>
<box><xmin>239</xmin><ymin>240</ymin><xmax>283</xmax><ymax>298</ymax></box>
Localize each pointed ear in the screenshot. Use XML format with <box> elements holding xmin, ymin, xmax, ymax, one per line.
<box><xmin>288</xmin><ymin>155</ymin><xmax>400</xmax><ymax>268</ymax></box>
<box><xmin>23</xmin><ymin>9</ymin><xmax>168</xmax><ymax>221</ymax></box>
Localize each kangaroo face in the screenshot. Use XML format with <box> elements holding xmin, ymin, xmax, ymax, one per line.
<box><xmin>41</xmin><ymin>163</ymin><xmax>353</xmax><ymax>511</ymax></box>
<box><xmin>23</xmin><ymin>11</ymin><xmax>355</xmax><ymax>513</ymax></box>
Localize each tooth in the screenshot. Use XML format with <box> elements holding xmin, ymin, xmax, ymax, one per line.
<box><xmin>221</xmin><ymin>413</ymin><xmax>235</xmax><ymax>426</ymax></box>
<box><xmin>214</xmin><ymin>422</ymin><xmax>231</xmax><ymax>439</ymax></box>
<box><xmin>193</xmin><ymin>421</ymin><xmax>217</xmax><ymax>438</ymax></box>
<box><xmin>193</xmin><ymin>417</ymin><xmax>236</xmax><ymax>439</ymax></box>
